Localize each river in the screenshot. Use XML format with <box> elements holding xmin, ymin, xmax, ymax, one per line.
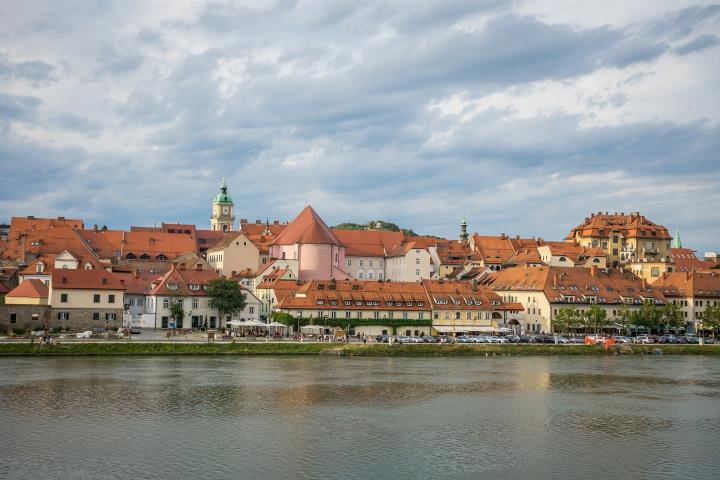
<box><xmin>1</xmin><ymin>356</ymin><xmax>719</xmax><ymax>479</ymax></box>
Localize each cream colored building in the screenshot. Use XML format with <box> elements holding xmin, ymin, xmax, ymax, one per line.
<box><xmin>210</xmin><ymin>179</ymin><xmax>235</xmax><ymax>232</ymax></box>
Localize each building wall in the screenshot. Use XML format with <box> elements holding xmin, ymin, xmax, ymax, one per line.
<box><xmin>0</xmin><ymin>305</ymin><xmax>50</xmax><ymax>330</ymax></box>
<box><xmin>495</xmin><ymin>289</ymin><xmax>552</xmax><ymax>333</ymax></box>
<box><xmin>385</xmin><ymin>249</ymin><xmax>431</xmax><ymax>282</ymax></box>
<box><xmin>207</xmin><ymin>234</ymin><xmax>261</xmax><ymax>276</ymax></box>
<box><xmin>345</xmin><ymin>255</ymin><xmax>385</xmax><ymax>280</ymax></box>
<box><xmin>49</xmin><ymin>308</ymin><xmax>124</xmax><ymax>329</ymax></box>
<box><xmin>50</xmin><ymin>287</ymin><xmax>124</xmax><ymax>309</ymax></box>
<box><xmin>4</xmin><ymin>296</ymin><xmax>47</xmax><ymax>305</ymax></box>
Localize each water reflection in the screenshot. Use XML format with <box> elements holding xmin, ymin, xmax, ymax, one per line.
<box><xmin>1</xmin><ymin>356</ymin><xmax>719</xmax><ymax>479</ymax></box>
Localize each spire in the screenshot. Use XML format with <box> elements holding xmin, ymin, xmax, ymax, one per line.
<box><xmin>460</xmin><ymin>214</ymin><xmax>468</xmax><ymax>242</ymax></box>
<box><xmin>213</xmin><ymin>178</ymin><xmax>233</xmax><ymax>204</ymax></box>
<box><xmin>673</xmin><ymin>227</ymin><xmax>682</xmax><ymax>248</ymax></box>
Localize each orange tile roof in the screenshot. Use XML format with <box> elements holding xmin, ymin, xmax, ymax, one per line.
<box><xmin>567</xmin><ymin>212</ymin><xmax>671</xmax><ymax>240</ymax></box>
<box><xmin>6</xmin><ymin>279</ymin><xmax>49</xmax><ymax>298</ymax></box>
<box><xmin>669</xmin><ymin>248</ymin><xmax>720</xmax><ymax>272</ymax></box>
<box><xmin>654</xmin><ymin>270</ymin><xmax>720</xmax><ymax>298</ymax></box>
<box><xmin>277</xmin><ymin>280</ymin><xmax>430</xmax><ymax>311</ymax></box>
<box><xmin>112</xmin><ymin>271</ymin><xmax>162</xmax><ymax>295</ymax></box>
<box><xmin>332</xmin><ymin>229</ymin><xmax>406</xmax><ymax>257</ymax></box>
<box><xmin>77</xmin><ymin>230</ymin><xmax>197</xmax><ymax>260</ymax></box>
<box><xmin>471</xmin><ymin>235</ymin><xmax>518</xmax><ymax>265</ymax></box>
<box><xmin>149</xmin><ymin>265</ymin><xmax>220</xmax><ymax>296</ymax></box>
<box><xmin>51</xmin><ymin>269</ymin><xmax>125</xmax><ymax>291</ymax></box>
<box><xmin>421</xmin><ymin>279</ymin><xmax>516</xmax><ymax>311</ymax></box>
<box><xmin>482</xmin><ymin>265</ymin><xmax>666</xmax><ymax>305</ymax></box>
<box><xmin>435</xmin><ymin>239</ymin><xmax>475</xmax><ymax>265</ymax></box>
<box><xmin>272</xmin><ymin>206</ymin><xmax>341</xmax><ymax>246</ymax></box>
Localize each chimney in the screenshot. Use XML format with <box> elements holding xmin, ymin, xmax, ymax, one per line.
<box><xmin>642</xmin><ymin>277</ymin><xmax>647</xmax><ymax>289</ymax></box>
<box><xmin>231</xmin><ymin>270</ymin><xmax>236</xmax><ymax>277</ymax></box>
<box><xmin>255</xmin><ymin>219</ymin><xmax>261</xmax><ymax>224</ymax></box>
<box><xmin>553</xmin><ymin>275</ymin><xmax>557</xmax><ymax>287</ymax></box>
<box><xmin>93</xmin><ymin>224</ymin><xmax>98</xmax><ymax>231</ymax></box>
<box><xmin>590</xmin><ymin>265</ymin><xmax>597</xmax><ymax>277</ymax></box>
<box><xmin>273</xmin><ymin>220</ymin><xmax>279</xmax><ymax>225</ymax></box>
<box><xmin>121</xmin><ymin>232</ymin><xmax>127</xmax><ymax>245</ymax></box>
<box><xmin>134</xmin><ymin>269</ymin><xmax>139</xmax><ymax>278</ymax></box>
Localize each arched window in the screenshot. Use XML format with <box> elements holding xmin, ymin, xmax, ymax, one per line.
<box><xmin>126</xmin><ymin>253</ymin><xmax>136</xmax><ymax>259</ymax></box>
<box><xmin>559</xmin><ymin>256</ymin><xmax>567</xmax><ymax>262</ymax></box>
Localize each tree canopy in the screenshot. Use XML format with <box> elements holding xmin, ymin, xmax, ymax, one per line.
<box><xmin>207</xmin><ymin>278</ymin><xmax>247</xmax><ymax>318</ymax></box>
<box><xmin>332</xmin><ymin>220</ymin><xmax>420</xmax><ymax>237</ymax></box>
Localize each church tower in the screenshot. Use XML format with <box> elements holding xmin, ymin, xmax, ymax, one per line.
<box><xmin>459</xmin><ymin>215</ymin><xmax>469</xmax><ymax>243</ymax></box>
<box><xmin>210</xmin><ymin>178</ymin><xmax>235</xmax><ymax>232</ymax></box>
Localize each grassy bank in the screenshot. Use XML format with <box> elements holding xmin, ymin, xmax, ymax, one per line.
<box><xmin>1</xmin><ymin>342</ymin><xmax>719</xmax><ymax>356</ymax></box>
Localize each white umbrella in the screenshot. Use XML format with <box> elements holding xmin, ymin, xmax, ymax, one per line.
<box><xmin>301</xmin><ymin>324</ymin><xmax>325</xmax><ymax>331</ymax></box>
<box><xmin>243</xmin><ymin>319</ymin><xmax>268</xmax><ymax>327</ymax></box>
<box><xmin>227</xmin><ymin>320</ymin><xmax>244</xmax><ymax>326</ymax></box>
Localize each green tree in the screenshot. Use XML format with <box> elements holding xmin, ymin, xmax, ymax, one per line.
<box><xmin>552</xmin><ymin>308</ymin><xmax>580</xmax><ymax>334</ymax></box>
<box><xmin>661</xmin><ymin>302</ymin><xmax>684</xmax><ymax>333</ymax></box>
<box><xmin>169</xmin><ymin>299</ymin><xmax>185</xmax><ymax>327</ymax></box>
<box><xmin>207</xmin><ymin>278</ymin><xmax>247</xmax><ymax>325</ymax></box>
<box><xmin>635</xmin><ymin>302</ymin><xmax>661</xmax><ymax>333</ymax></box>
<box><xmin>584</xmin><ymin>305</ymin><xmax>607</xmax><ymax>334</ymax></box>
<box><xmin>615</xmin><ymin>304</ymin><xmax>633</xmax><ymax>335</ymax></box>
<box><xmin>700</xmin><ymin>304</ymin><xmax>720</xmax><ymax>338</ymax></box>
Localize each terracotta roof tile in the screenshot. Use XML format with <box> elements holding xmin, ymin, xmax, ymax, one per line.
<box><xmin>272</xmin><ymin>206</ymin><xmax>340</xmax><ymax>246</ymax></box>
<box><xmin>6</xmin><ymin>279</ymin><xmax>49</xmax><ymax>298</ymax></box>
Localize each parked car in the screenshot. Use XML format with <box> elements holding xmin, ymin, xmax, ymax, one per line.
<box><xmin>519</xmin><ymin>336</ymin><xmax>534</xmax><ymax>343</ymax></box>
<box><xmin>438</xmin><ymin>335</ymin><xmax>455</xmax><ymax>344</ymax></box>
<box><xmin>611</xmin><ymin>335</ymin><xmax>631</xmax><ymax>344</ymax></box>
<box><xmin>633</xmin><ymin>335</ymin><xmax>655</xmax><ymax>344</ymax></box>
<box><xmin>421</xmin><ymin>336</ymin><xmax>438</xmax><ymax>343</ymax></box>
<box><xmin>76</xmin><ymin>331</ymin><xmax>92</xmax><ymax>339</ymax></box>
<box><xmin>505</xmin><ymin>335</ymin><xmax>521</xmax><ymax>343</ymax></box>
<box><xmin>657</xmin><ymin>335</ymin><xmax>677</xmax><ymax>344</ymax></box>
<box><xmin>552</xmin><ymin>335</ymin><xmax>570</xmax><ymax>344</ymax></box>
<box><xmin>375</xmin><ymin>334</ymin><xmax>390</xmax><ymax>343</ymax></box>
<box><xmin>130</xmin><ymin>327</ymin><xmax>142</xmax><ymax>334</ymax></box>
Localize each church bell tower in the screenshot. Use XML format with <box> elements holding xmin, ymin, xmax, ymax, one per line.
<box><xmin>211</xmin><ymin>178</ymin><xmax>235</xmax><ymax>232</ymax></box>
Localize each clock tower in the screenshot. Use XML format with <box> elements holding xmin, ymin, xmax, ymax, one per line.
<box><xmin>210</xmin><ymin>178</ymin><xmax>235</xmax><ymax>232</ymax></box>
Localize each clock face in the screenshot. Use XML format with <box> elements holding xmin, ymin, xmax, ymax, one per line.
<box><xmin>222</xmin><ymin>207</ymin><xmax>228</xmax><ymax>215</ymax></box>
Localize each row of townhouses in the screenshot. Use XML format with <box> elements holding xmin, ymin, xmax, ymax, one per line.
<box><xmin>1</xmin><ymin>180</ymin><xmax>718</xmax><ymax>334</ymax></box>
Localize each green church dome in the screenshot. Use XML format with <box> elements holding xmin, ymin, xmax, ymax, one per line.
<box><xmin>213</xmin><ymin>179</ymin><xmax>233</xmax><ymax>204</ymax></box>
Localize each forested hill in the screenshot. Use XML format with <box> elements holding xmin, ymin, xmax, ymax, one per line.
<box><xmin>332</xmin><ymin>220</ymin><xmax>418</xmax><ymax>237</ymax></box>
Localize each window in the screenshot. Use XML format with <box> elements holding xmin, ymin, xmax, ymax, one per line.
<box><xmin>651</xmin><ymin>267</ymin><xmax>659</xmax><ymax>277</ymax></box>
<box><xmin>192</xmin><ymin>298</ymin><xmax>199</xmax><ymax>309</ymax></box>
<box><xmin>108</xmin><ymin>295</ymin><xmax>115</xmax><ymax>304</ymax></box>
<box><xmin>190</xmin><ymin>284</ymin><xmax>200</xmax><ymax>291</ymax></box>
<box><xmin>373</xmin><ymin>311</ymin><xmax>379</xmax><ymax>319</ymax></box>
<box><xmin>161</xmin><ymin>316</ymin><xmax>169</xmax><ymax>328</ymax></box>
<box><xmin>57</xmin><ymin>312</ymin><xmax>70</xmax><ymax>320</ymax></box>
<box><xmin>402</xmin><ymin>312</ymin><xmax>408</xmax><ymax>319</ymax></box>
<box><xmin>129</xmin><ymin>297</ymin><xmax>135</xmax><ymax>306</ymax></box>
<box><xmin>10</xmin><ymin>313</ymin><xmax>17</xmax><ymax>323</ymax></box>
<box><xmin>60</xmin><ymin>293</ymin><xmax>68</xmax><ymax>303</ymax></box>
<box><xmin>359</xmin><ymin>260</ymin><xmax>364</xmax><ymax>267</ymax></box>
<box><xmin>163</xmin><ymin>298</ymin><xmax>169</xmax><ymax>308</ymax></box>
<box><xmin>416</xmin><ymin>258</ymin><xmax>420</xmax><ymax>265</ymax></box>
<box><xmin>93</xmin><ymin>312</ymin><xmax>100</xmax><ymax>320</ymax></box>
<box><xmin>106</xmin><ymin>313</ymin><xmax>116</xmax><ymax>321</ymax></box>
<box><xmin>347</xmin><ymin>259</ymin><xmax>352</xmax><ymax>267</ymax></box>
<box><xmin>415</xmin><ymin>269</ymin><xmax>420</xmax><ymax>276</ymax></box>
<box><xmin>345</xmin><ymin>311</ymin><xmax>351</xmax><ymax>319</ymax></box>
<box><xmin>378</xmin><ymin>272</ymin><xmax>383</xmax><ymax>280</ymax></box>
<box><xmin>357</xmin><ymin>312</ymin><xmax>363</xmax><ymax>319</ymax></box>
<box><xmin>358</xmin><ymin>272</ymin><xmax>364</xmax><ymax>279</ymax></box>
<box><xmin>249</xmin><ymin>307</ymin><xmax>254</xmax><ymax>314</ymax></box>
<box><xmin>418</xmin><ymin>312</ymin><xmax>423</xmax><ymax>320</ymax></box>
<box><xmin>93</xmin><ymin>294</ymin><xmax>100</xmax><ymax>303</ymax></box>
<box><xmin>369</xmin><ymin>260</ymin><xmax>374</xmax><ymax>267</ymax></box>
<box><xmin>612</xmin><ymin>248</ymin><xmax>618</xmax><ymax>255</ymax></box>
<box><xmin>612</xmin><ymin>235</ymin><xmax>619</xmax><ymax>243</ymax></box>
<box><xmin>36</xmin><ymin>263</ymin><xmax>44</xmax><ymax>273</ymax></box>
<box><xmin>368</xmin><ymin>272</ymin><xmax>374</xmax><ymax>279</ymax></box>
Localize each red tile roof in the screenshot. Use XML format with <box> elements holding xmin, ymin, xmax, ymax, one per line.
<box><xmin>482</xmin><ymin>265</ymin><xmax>666</xmax><ymax>305</ymax></box>
<box><xmin>76</xmin><ymin>230</ymin><xmax>197</xmax><ymax>260</ymax></box>
<box><xmin>332</xmin><ymin>229</ymin><xmax>405</xmax><ymax>257</ymax></box>
<box><xmin>654</xmin><ymin>270</ymin><xmax>720</xmax><ymax>298</ymax></box>
<box><xmin>6</xmin><ymin>279</ymin><xmax>49</xmax><ymax>298</ymax></box>
<box><xmin>421</xmin><ymin>279</ymin><xmax>517</xmax><ymax>311</ymax></box>
<box><xmin>149</xmin><ymin>265</ymin><xmax>220</xmax><ymax>296</ymax></box>
<box><xmin>272</xmin><ymin>206</ymin><xmax>340</xmax><ymax>246</ymax></box>
<box><xmin>669</xmin><ymin>248</ymin><xmax>720</xmax><ymax>272</ymax></box>
<box><xmin>51</xmin><ymin>269</ymin><xmax>125</xmax><ymax>291</ymax></box>
<box><xmin>277</xmin><ymin>280</ymin><xmax>430</xmax><ymax>311</ymax></box>
<box><xmin>567</xmin><ymin>212</ymin><xmax>671</xmax><ymax>240</ymax></box>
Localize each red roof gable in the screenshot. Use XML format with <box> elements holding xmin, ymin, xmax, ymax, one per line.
<box><xmin>6</xmin><ymin>279</ymin><xmax>49</xmax><ymax>298</ymax></box>
<box><xmin>272</xmin><ymin>206</ymin><xmax>340</xmax><ymax>246</ymax></box>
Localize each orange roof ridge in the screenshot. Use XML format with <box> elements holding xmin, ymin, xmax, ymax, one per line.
<box><xmin>6</xmin><ymin>279</ymin><xmax>49</xmax><ymax>298</ymax></box>
<box><xmin>272</xmin><ymin>206</ymin><xmax>340</xmax><ymax>246</ymax></box>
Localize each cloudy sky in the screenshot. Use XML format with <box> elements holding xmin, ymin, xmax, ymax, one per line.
<box><xmin>1</xmin><ymin>1</ymin><xmax>718</xmax><ymax>251</ymax></box>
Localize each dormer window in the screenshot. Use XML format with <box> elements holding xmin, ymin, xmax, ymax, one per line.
<box><xmin>189</xmin><ymin>284</ymin><xmax>200</xmax><ymax>291</ymax></box>
<box><xmin>126</xmin><ymin>253</ymin><xmax>136</xmax><ymax>259</ymax></box>
<box><xmin>156</xmin><ymin>254</ymin><xmax>167</xmax><ymax>261</ymax></box>
<box><xmin>140</xmin><ymin>254</ymin><xmax>150</xmax><ymax>260</ymax></box>
<box><xmin>167</xmin><ymin>283</ymin><xmax>178</xmax><ymax>291</ymax></box>
<box><xmin>36</xmin><ymin>263</ymin><xmax>44</xmax><ymax>273</ymax></box>
<box><xmin>316</xmin><ymin>299</ymin><xmax>325</xmax><ymax>305</ymax></box>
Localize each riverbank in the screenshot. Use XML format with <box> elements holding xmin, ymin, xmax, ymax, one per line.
<box><xmin>1</xmin><ymin>342</ymin><xmax>719</xmax><ymax>356</ymax></box>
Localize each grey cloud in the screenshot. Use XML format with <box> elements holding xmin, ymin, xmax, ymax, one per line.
<box><xmin>0</xmin><ymin>93</ymin><xmax>42</xmax><ymax>120</ymax></box>
<box><xmin>673</xmin><ymin>34</ymin><xmax>720</xmax><ymax>55</ymax></box>
<box><xmin>49</xmin><ymin>112</ymin><xmax>103</xmax><ymax>136</ymax></box>
<box><xmin>0</xmin><ymin>55</ymin><xmax>59</xmax><ymax>85</ymax></box>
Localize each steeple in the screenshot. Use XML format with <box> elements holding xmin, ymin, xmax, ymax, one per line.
<box><xmin>460</xmin><ymin>215</ymin><xmax>469</xmax><ymax>243</ymax></box>
<box><xmin>673</xmin><ymin>227</ymin><xmax>682</xmax><ymax>248</ymax></box>
<box><xmin>210</xmin><ymin>178</ymin><xmax>235</xmax><ymax>232</ymax></box>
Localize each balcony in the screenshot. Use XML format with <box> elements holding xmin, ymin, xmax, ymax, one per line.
<box><xmin>641</xmin><ymin>247</ymin><xmax>658</xmax><ymax>255</ymax></box>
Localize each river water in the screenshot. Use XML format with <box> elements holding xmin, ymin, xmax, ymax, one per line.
<box><xmin>1</xmin><ymin>355</ymin><xmax>719</xmax><ymax>479</ymax></box>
